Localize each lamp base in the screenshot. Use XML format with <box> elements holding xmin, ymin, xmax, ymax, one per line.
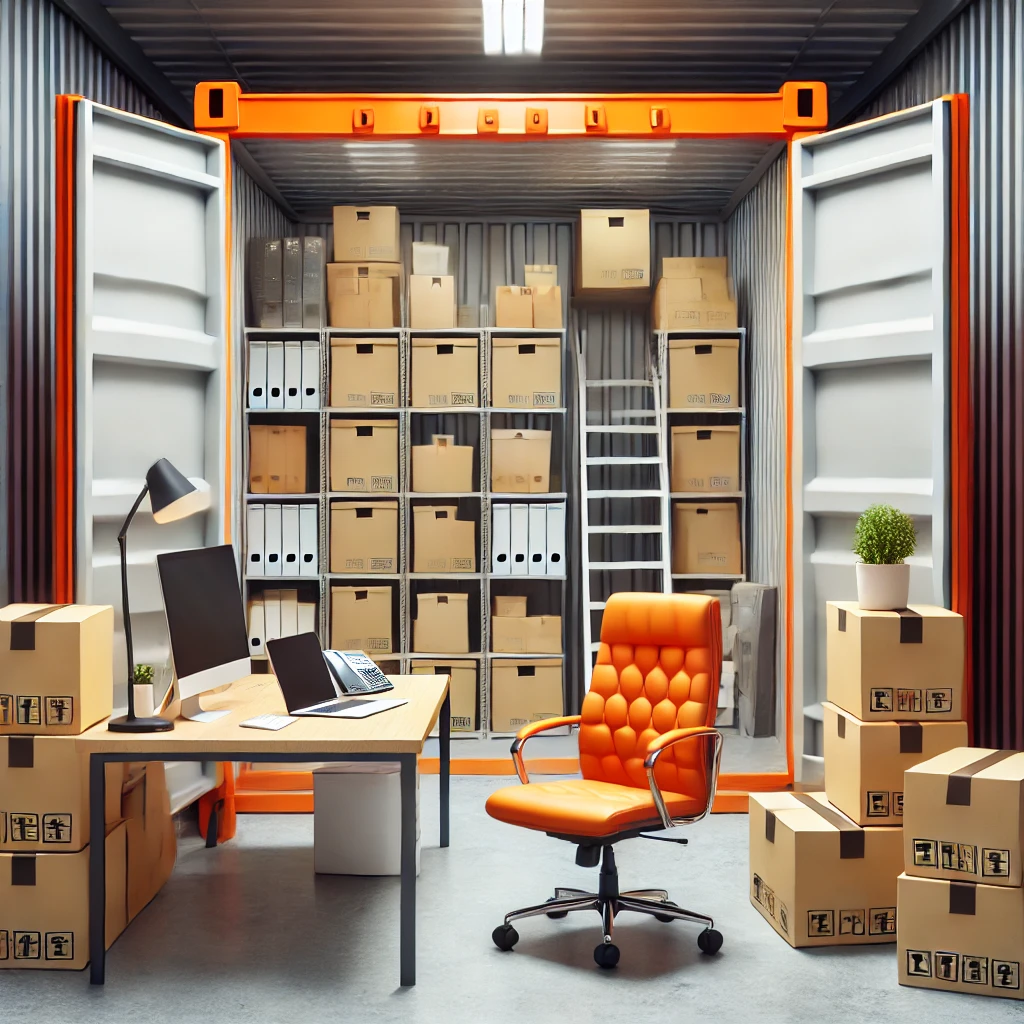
<box><xmin>107</xmin><ymin>714</ymin><xmax>174</xmax><ymax>733</ymax></box>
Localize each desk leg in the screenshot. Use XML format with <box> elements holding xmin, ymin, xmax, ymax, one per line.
<box><xmin>440</xmin><ymin>689</ymin><xmax>450</xmax><ymax>849</ymax></box>
<box><xmin>89</xmin><ymin>755</ymin><xmax>107</xmax><ymax>985</ymax></box>
<box><xmin>400</xmin><ymin>753</ymin><xmax>417</xmax><ymax>987</ymax></box>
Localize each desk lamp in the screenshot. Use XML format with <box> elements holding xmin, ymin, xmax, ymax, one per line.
<box><xmin>108</xmin><ymin>458</ymin><xmax>210</xmax><ymax>732</ymax></box>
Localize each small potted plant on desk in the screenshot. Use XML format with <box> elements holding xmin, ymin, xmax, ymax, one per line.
<box><xmin>853</xmin><ymin>503</ymin><xmax>916</xmax><ymax>610</ymax></box>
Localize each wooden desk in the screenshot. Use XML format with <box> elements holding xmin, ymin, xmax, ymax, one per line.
<box><xmin>79</xmin><ymin>674</ymin><xmax>451</xmax><ymax>988</ymax></box>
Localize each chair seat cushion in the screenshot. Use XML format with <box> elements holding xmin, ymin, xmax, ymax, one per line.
<box><xmin>485</xmin><ymin>778</ymin><xmax>704</xmax><ymax>838</ymax></box>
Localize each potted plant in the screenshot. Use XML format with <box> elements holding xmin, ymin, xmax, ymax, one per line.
<box><xmin>853</xmin><ymin>504</ymin><xmax>916</xmax><ymax>610</ymax></box>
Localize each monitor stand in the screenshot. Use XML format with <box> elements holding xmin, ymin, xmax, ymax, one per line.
<box><xmin>179</xmin><ymin>694</ymin><xmax>230</xmax><ymax>723</ymax></box>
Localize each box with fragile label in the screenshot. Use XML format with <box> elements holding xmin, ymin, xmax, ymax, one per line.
<box><xmin>748</xmin><ymin>792</ymin><xmax>903</xmax><ymax>948</ymax></box>
<box><xmin>671</xmin><ymin>503</ymin><xmax>742</xmax><ymax>575</ymax></box>
<box><xmin>576</xmin><ymin>210</ymin><xmax>650</xmax><ymax>292</ymax></box>
<box><xmin>668</xmin><ymin>337</ymin><xmax>739</xmax><ymax>409</ymax></box>
<box><xmin>412</xmin><ymin>506</ymin><xmax>476</xmax><ymax>573</ymax></box>
<box><xmin>332</xmin><ymin>206</ymin><xmax>401</xmax><ymax>263</ymax></box>
<box><xmin>898</xmin><ymin>874</ymin><xmax>1024</xmax><ymax>1000</ymax></box>
<box><xmin>330</xmin><ymin>336</ymin><xmax>399</xmax><ymax>408</ymax></box>
<box><xmin>409</xmin><ymin>276</ymin><xmax>455</xmax><ymax>329</ymax></box>
<box><xmin>411</xmin><ymin>435</ymin><xmax>474</xmax><ymax>493</ymax></box>
<box><xmin>491</xmin><ymin>615</ymin><xmax>562</xmax><ymax>654</ymax></box>
<box><xmin>904</xmin><ymin>747</ymin><xmax>1024</xmax><ymax>887</ymax></box>
<box><xmin>330</xmin><ymin>501</ymin><xmax>398</xmax><ymax>574</ymax></box>
<box><xmin>491</xmin><ymin>430</ymin><xmax>552</xmax><ymax>493</ymax></box>
<box><xmin>670</xmin><ymin>425</ymin><xmax>740</xmax><ymax>493</ymax></box>
<box><xmin>490</xmin><ymin>336</ymin><xmax>561</xmax><ymax>409</ymax></box>
<box><xmin>495</xmin><ymin>286</ymin><xmax>534</xmax><ymax>328</ymax></box>
<box><xmin>826</xmin><ymin>602</ymin><xmax>964</xmax><ymax>721</ymax></box>
<box><xmin>331</xmin><ymin>586</ymin><xmax>393</xmax><ymax>655</ymax></box>
<box><xmin>411</xmin><ymin>660</ymin><xmax>477</xmax><ymax>733</ymax></box>
<box><xmin>0</xmin><ymin>605</ymin><xmax>113</xmax><ymax>736</ymax></box>
<box><xmin>413</xmin><ymin>594</ymin><xmax>470</xmax><ymax>654</ymax></box>
<box><xmin>823</xmin><ymin>702</ymin><xmax>968</xmax><ymax>826</ymax></box>
<box><xmin>491</xmin><ymin>660</ymin><xmax>564</xmax><ymax>733</ymax></box>
<box><xmin>330</xmin><ymin>419</ymin><xmax>398</xmax><ymax>492</ymax></box>
<box><xmin>411</xmin><ymin>336</ymin><xmax>478</xmax><ymax>408</ymax></box>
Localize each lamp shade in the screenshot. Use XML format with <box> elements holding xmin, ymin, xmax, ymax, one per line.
<box><xmin>146</xmin><ymin>459</ymin><xmax>210</xmax><ymax>524</ymax></box>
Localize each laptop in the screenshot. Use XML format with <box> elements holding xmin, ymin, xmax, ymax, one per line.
<box><xmin>266</xmin><ymin>633</ymin><xmax>407</xmax><ymax>719</ymax></box>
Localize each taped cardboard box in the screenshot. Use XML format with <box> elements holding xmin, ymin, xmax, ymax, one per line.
<box><xmin>332</xmin><ymin>206</ymin><xmax>401</xmax><ymax>263</ymax></box>
<box><xmin>491</xmin><ymin>615</ymin><xmax>562</xmax><ymax>654</ymax></box>
<box><xmin>413</xmin><ymin>594</ymin><xmax>470</xmax><ymax>654</ymax></box>
<box><xmin>490</xmin><ymin>336</ymin><xmax>561</xmax><ymax>409</ymax></box>
<box><xmin>532</xmin><ymin>286</ymin><xmax>563</xmax><ymax>329</ymax></box>
<box><xmin>491</xmin><ymin>660</ymin><xmax>564</xmax><ymax>733</ymax></box>
<box><xmin>576</xmin><ymin>209</ymin><xmax>650</xmax><ymax>292</ymax></box>
<box><xmin>0</xmin><ymin>605</ymin><xmax>114</xmax><ymax>736</ymax></box>
<box><xmin>492</xmin><ymin>595</ymin><xmax>527</xmax><ymax>617</ymax></box>
<box><xmin>412</xmin><ymin>506</ymin><xmax>476</xmax><ymax>573</ymax></box>
<box><xmin>411</xmin><ymin>435</ymin><xmax>474</xmax><ymax>493</ymax></box>
<box><xmin>495</xmin><ymin>286</ymin><xmax>534</xmax><ymax>328</ymax></box>
<box><xmin>330</xmin><ymin>336</ymin><xmax>399</xmax><ymax>408</ymax></box>
<box><xmin>331</xmin><ymin>586</ymin><xmax>393</xmax><ymax>654</ymax></box>
<box><xmin>122</xmin><ymin>761</ymin><xmax>176</xmax><ymax>922</ymax></box>
<box><xmin>904</xmin><ymin>747</ymin><xmax>1024</xmax><ymax>887</ymax></box>
<box><xmin>491</xmin><ymin>429</ymin><xmax>552</xmax><ymax>493</ymax></box>
<box><xmin>0</xmin><ymin>820</ymin><xmax>128</xmax><ymax>970</ymax></box>
<box><xmin>524</xmin><ymin>264</ymin><xmax>558</xmax><ymax>288</ymax></box>
<box><xmin>823</xmin><ymin>702</ymin><xmax>968</xmax><ymax>826</ymax></box>
<box><xmin>668</xmin><ymin>337</ymin><xmax>740</xmax><ymax>409</ymax></box>
<box><xmin>748</xmin><ymin>792</ymin><xmax>903</xmax><ymax>948</ymax></box>
<box><xmin>898</xmin><ymin>873</ymin><xmax>1024</xmax><ymax>1000</ymax></box>
<box><xmin>670</xmin><ymin>425</ymin><xmax>740</xmax><ymax>493</ymax></box>
<box><xmin>653</xmin><ymin>278</ymin><xmax>738</xmax><ymax>331</ymax></box>
<box><xmin>249</xmin><ymin>424</ymin><xmax>307</xmax><ymax>494</ymax></box>
<box><xmin>671</xmin><ymin>503</ymin><xmax>742</xmax><ymax>575</ymax></box>
<box><xmin>411</xmin><ymin>336</ymin><xmax>478</xmax><ymax>408</ymax></box>
<box><xmin>327</xmin><ymin>263</ymin><xmax>402</xmax><ymax>328</ymax></box>
<box><xmin>826</xmin><ymin>601</ymin><xmax>964</xmax><ymax>721</ymax></box>
<box><xmin>327</xmin><ymin>275</ymin><xmax>394</xmax><ymax>329</ymax></box>
<box><xmin>409</xmin><ymin>275</ymin><xmax>455</xmax><ymax>329</ymax></box>
<box><xmin>330</xmin><ymin>501</ymin><xmax>398</xmax><ymax>574</ymax></box>
<box><xmin>411</xmin><ymin>660</ymin><xmax>477</xmax><ymax>733</ymax></box>
<box><xmin>330</xmin><ymin>419</ymin><xmax>398</xmax><ymax>493</ymax></box>
<box><xmin>662</xmin><ymin>256</ymin><xmax>729</xmax><ymax>281</ymax></box>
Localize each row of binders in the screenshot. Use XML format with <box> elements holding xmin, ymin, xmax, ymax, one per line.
<box><xmin>246</xmin><ymin>504</ymin><xmax>319</xmax><ymax>577</ymax></box>
<box><xmin>247</xmin><ymin>591</ymin><xmax>317</xmax><ymax>657</ymax></box>
<box><xmin>492</xmin><ymin>503</ymin><xmax>564</xmax><ymax>577</ymax></box>
<box><xmin>249</xmin><ymin>339</ymin><xmax>321</xmax><ymax>410</ymax></box>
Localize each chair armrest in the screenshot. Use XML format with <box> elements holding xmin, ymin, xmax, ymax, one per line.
<box><xmin>511</xmin><ymin>716</ymin><xmax>582</xmax><ymax>784</ymax></box>
<box><xmin>643</xmin><ymin>727</ymin><xmax>724</xmax><ymax>830</ymax></box>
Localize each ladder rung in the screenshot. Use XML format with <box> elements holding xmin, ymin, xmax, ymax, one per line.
<box><xmin>608</xmin><ymin>410</ymin><xmax>656</xmax><ymax>419</ymax></box>
<box><xmin>589</xmin><ymin>642</ymin><xmax>601</xmax><ymax>652</ymax></box>
<box><xmin>587</xmin><ymin>524</ymin><xmax>663</xmax><ymax>534</ymax></box>
<box><xmin>588</xmin><ymin>489</ymin><xmax>664</xmax><ymax>499</ymax></box>
<box><xmin>586</xmin><ymin>379</ymin><xmax>654</xmax><ymax>388</ymax></box>
<box><xmin>588</xmin><ymin>601</ymin><xmax>607</xmax><ymax>611</ymax></box>
<box><xmin>586</xmin><ymin>456</ymin><xmax>662</xmax><ymax>466</ymax></box>
<box><xmin>585</xmin><ymin>424</ymin><xmax>659</xmax><ymax>433</ymax></box>
<box><xmin>590</xmin><ymin>561</ymin><xmax>667</xmax><ymax>571</ymax></box>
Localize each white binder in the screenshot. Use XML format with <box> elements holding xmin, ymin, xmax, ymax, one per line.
<box><xmin>266</xmin><ymin>340</ymin><xmax>285</xmax><ymax>409</ymax></box>
<box><xmin>263</xmin><ymin>590</ymin><xmax>282</xmax><ymax>642</ymax></box>
<box><xmin>284</xmin><ymin>340</ymin><xmax>302</xmax><ymax>409</ymax></box>
<box><xmin>546</xmin><ymin>503</ymin><xmax>566</xmax><ymax>576</ymax></box>
<box><xmin>298</xmin><ymin>504</ymin><xmax>319</xmax><ymax>576</ymax></box>
<box><xmin>280</xmin><ymin>589</ymin><xmax>299</xmax><ymax>637</ymax></box>
<box><xmin>248</xmin><ymin>339</ymin><xmax>268</xmax><ymax>409</ymax></box>
<box><xmin>509</xmin><ymin>504</ymin><xmax>530</xmax><ymax>576</ymax></box>
<box><xmin>264</xmin><ymin>503</ymin><xmax>283</xmax><ymax>576</ymax></box>
<box><xmin>246</xmin><ymin>595</ymin><xmax>266</xmax><ymax>656</ymax></box>
<box><xmin>528</xmin><ymin>503</ymin><xmax>548</xmax><ymax>576</ymax></box>
<box><xmin>491</xmin><ymin>503</ymin><xmax>511</xmax><ymax>574</ymax></box>
<box><xmin>246</xmin><ymin>504</ymin><xmax>266</xmax><ymax>574</ymax></box>
<box><xmin>301</xmin><ymin>339</ymin><xmax>320</xmax><ymax>409</ymax></box>
<box><xmin>297</xmin><ymin>601</ymin><xmax>317</xmax><ymax>635</ymax></box>
<box><xmin>281</xmin><ymin>504</ymin><xmax>301</xmax><ymax>574</ymax></box>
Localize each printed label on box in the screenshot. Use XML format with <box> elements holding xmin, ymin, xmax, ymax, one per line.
<box><xmin>45</xmin><ymin>696</ymin><xmax>73</xmax><ymax>726</ymax></box>
<box><xmin>451</xmin><ymin>393</ymin><xmax>476</xmax><ymax>407</ymax></box>
<box><xmin>370</xmin><ymin>475</ymin><xmax>395</xmax><ymax>491</ymax></box>
<box><xmin>366</xmin><ymin>637</ymin><xmax>390</xmax><ymax>652</ymax></box>
<box><xmin>897</xmin><ymin>688</ymin><xmax>922</xmax><ymax>713</ymax></box>
<box><xmin>346</xmin><ymin>476</ymin><xmax>366</xmax><ymax>488</ymax></box>
<box><xmin>13</xmin><ymin>932</ymin><xmax>40</xmax><ymax>959</ymax></box>
<box><xmin>963</xmin><ymin>956</ymin><xmax>990</xmax><ymax>985</ymax></box>
<box><xmin>370</xmin><ymin>391</ymin><xmax>397</xmax><ymax>406</ymax></box>
<box><xmin>345</xmin><ymin>558</ymin><xmax>366</xmax><ymax>571</ymax></box>
<box><xmin>710</xmin><ymin>392</ymin><xmax>732</xmax><ymax>405</ymax></box>
<box><xmin>0</xmin><ymin>931</ymin><xmax>7</xmax><ymax>960</ymax></box>
<box><xmin>983</xmin><ymin>849</ymin><xmax>1011</xmax><ymax>877</ymax></box>
<box><xmin>42</xmin><ymin>813</ymin><xmax>72</xmax><ymax>844</ymax></box>
<box><xmin>913</xmin><ymin>839</ymin><xmax>938</xmax><ymax>867</ymax></box>
<box><xmin>0</xmin><ymin>695</ymin><xmax>11</xmax><ymax>725</ymax></box>
<box><xmin>15</xmin><ymin>696</ymin><xmax>40</xmax><ymax>726</ymax></box>
<box><xmin>869</xmin><ymin>908</ymin><xmax>897</xmax><ymax>935</ymax></box>
<box><xmin>533</xmin><ymin>392</ymin><xmax>557</xmax><ymax>407</ymax></box>
<box><xmin>752</xmin><ymin>874</ymin><xmax>775</xmax><ymax>918</ymax></box>
<box><xmin>807</xmin><ymin>911</ymin><xmax>834</xmax><ymax>937</ymax></box>
<box><xmin>994</xmin><ymin>961</ymin><xmax>1021</xmax><ymax>989</ymax></box>
<box><xmin>10</xmin><ymin>812</ymin><xmax>39</xmax><ymax>842</ymax></box>
<box><xmin>869</xmin><ymin>688</ymin><xmax>893</xmax><ymax>712</ymax></box>
<box><xmin>926</xmin><ymin>688</ymin><xmax>954</xmax><ymax>712</ymax></box>
<box><xmin>451</xmin><ymin>557</ymin><xmax>474</xmax><ymax>571</ymax></box>
<box><xmin>866</xmin><ymin>792</ymin><xmax>890</xmax><ymax>817</ymax></box>
<box><xmin>839</xmin><ymin>910</ymin><xmax>865</xmax><ymax>936</ymax></box>
<box><xmin>369</xmin><ymin>557</ymin><xmax>394</xmax><ymax>571</ymax></box>
<box><xmin>894</xmin><ymin>792</ymin><xmax>904</xmax><ymax>816</ymax></box>
<box><xmin>935</xmin><ymin>951</ymin><xmax>960</xmax><ymax>982</ymax></box>
<box><xmin>45</xmin><ymin>933</ymin><xmax>73</xmax><ymax>961</ymax></box>
<box><xmin>907</xmin><ymin>950</ymin><xmax>932</xmax><ymax>977</ymax></box>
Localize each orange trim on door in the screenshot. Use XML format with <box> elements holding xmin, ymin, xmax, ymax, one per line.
<box><xmin>783</xmin><ymin>141</ymin><xmax>796</xmax><ymax>783</ymax></box>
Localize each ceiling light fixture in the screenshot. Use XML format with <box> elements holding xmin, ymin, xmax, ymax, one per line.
<box><xmin>482</xmin><ymin>0</ymin><xmax>543</xmax><ymax>56</ymax></box>
<box><xmin>482</xmin><ymin>0</ymin><xmax>503</xmax><ymax>55</ymax></box>
<box><xmin>502</xmin><ymin>0</ymin><xmax>525</xmax><ymax>55</ymax></box>
<box><xmin>524</xmin><ymin>0</ymin><xmax>544</xmax><ymax>55</ymax></box>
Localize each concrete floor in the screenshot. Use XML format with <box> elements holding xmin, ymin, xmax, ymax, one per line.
<box><xmin>4</xmin><ymin>776</ymin><xmax>1015</xmax><ymax>1024</ymax></box>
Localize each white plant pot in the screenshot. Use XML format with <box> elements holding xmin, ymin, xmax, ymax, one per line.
<box><xmin>856</xmin><ymin>562</ymin><xmax>910</xmax><ymax>611</ymax></box>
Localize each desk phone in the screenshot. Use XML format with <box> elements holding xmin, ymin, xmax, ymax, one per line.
<box><xmin>324</xmin><ymin>650</ymin><xmax>394</xmax><ymax>695</ymax></box>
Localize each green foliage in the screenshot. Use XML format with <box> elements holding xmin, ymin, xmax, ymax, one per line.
<box><xmin>133</xmin><ymin>664</ymin><xmax>154</xmax><ymax>686</ymax></box>
<box><xmin>853</xmin><ymin>504</ymin><xmax>916</xmax><ymax>565</ymax></box>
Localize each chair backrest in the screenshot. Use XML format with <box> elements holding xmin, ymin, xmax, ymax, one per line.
<box><xmin>579</xmin><ymin>592</ymin><xmax>722</xmax><ymax>798</ymax></box>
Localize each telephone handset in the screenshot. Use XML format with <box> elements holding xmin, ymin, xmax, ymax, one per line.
<box><xmin>323</xmin><ymin>650</ymin><xmax>394</xmax><ymax>695</ymax></box>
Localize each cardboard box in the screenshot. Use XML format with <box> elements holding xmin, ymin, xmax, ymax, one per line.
<box><xmin>653</xmin><ymin>278</ymin><xmax>738</xmax><ymax>331</ymax></box>
<box><xmin>411</xmin><ymin>435</ymin><xmax>474</xmax><ymax>493</ymax></box>
<box><xmin>490</xmin><ymin>336</ymin><xmax>561</xmax><ymax>409</ymax></box>
<box><xmin>826</xmin><ymin>601</ymin><xmax>965</xmax><ymax>721</ymax></box>
<box><xmin>532</xmin><ymin>286</ymin><xmax>563</xmax><ymax>329</ymax></box>
<box><xmin>332</xmin><ymin>206</ymin><xmax>401</xmax><ymax>263</ymax></box>
<box><xmin>331</xmin><ymin>586</ymin><xmax>393</xmax><ymax>654</ymax></box>
<box><xmin>330</xmin><ymin>501</ymin><xmax>398</xmax><ymax>573</ymax></box>
<box><xmin>903</xmin><ymin>747</ymin><xmax>1024</xmax><ymax>887</ymax></box>
<box><xmin>411</xmin><ymin>336</ymin><xmax>478</xmax><ymax>408</ymax></box>
<box><xmin>249</xmin><ymin>424</ymin><xmax>307</xmax><ymax>494</ymax></box>
<box><xmin>577</xmin><ymin>209</ymin><xmax>650</xmax><ymax>292</ymax></box>
<box><xmin>492</xmin><ymin>595</ymin><xmax>527</xmax><ymax>617</ymax></box>
<box><xmin>748</xmin><ymin>792</ymin><xmax>903</xmax><ymax>948</ymax></box>
<box><xmin>330</xmin><ymin>419</ymin><xmax>398</xmax><ymax>492</ymax></box>
<box><xmin>413</xmin><ymin>593</ymin><xmax>470</xmax><ymax>654</ymax></box>
<box><xmin>491</xmin><ymin>429</ymin><xmax>552</xmax><ymax>493</ymax></box>
<box><xmin>898</xmin><ymin>874</ymin><xmax>1024</xmax><ymax>1000</ymax></box>
<box><xmin>823</xmin><ymin>702</ymin><xmax>968</xmax><ymax>825</ymax></box>
<box><xmin>409</xmin><ymin>275</ymin><xmax>455</xmax><ymax>329</ymax></box>
<box><xmin>327</xmin><ymin>263</ymin><xmax>402</xmax><ymax>328</ymax></box>
<box><xmin>122</xmin><ymin>761</ymin><xmax>176</xmax><ymax>922</ymax></box>
<box><xmin>412</xmin><ymin>242</ymin><xmax>449</xmax><ymax>276</ymax></box>
<box><xmin>491</xmin><ymin>615</ymin><xmax>562</xmax><ymax>654</ymax></box>
<box><xmin>0</xmin><ymin>821</ymin><xmax>128</xmax><ymax>970</ymax></box>
<box><xmin>412</xmin><ymin>506</ymin><xmax>476</xmax><ymax>573</ymax></box>
<box><xmin>524</xmin><ymin>264</ymin><xmax>558</xmax><ymax>288</ymax></box>
<box><xmin>662</xmin><ymin>256</ymin><xmax>729</xmax><ymax>281</ymax></box>
<box><xmin>327</xmin><ymin>275</ymin><xmax>394</xmax><ymax>329</ymax></box>
<box><xmin>671</xmin><ymin>503</ymin><xmax>742</xmax><ymax>575</ymax></box>
<box><xmin>0</xmin><ymin>605</ymin><xmax>113</xmax><ymax>736</ymax></box>
<box><xmin>495</xmin><ymin>286</ymin><xmax>534</xmax><ymax>328</ymax></box>
<box><xmin>671</xmin><ymin>425</ymin><xmax>740</xmax><ymax>493</ymax></box>
<box><xmin>491</xmin><ymin>660</ymin><xmax>564</xmax><ymax>733</ymax></box>
<box><xmin>668</xmin><ymin>337</ymin><xmax>740</xmax><ymax>408</ymax></box>
<box><xmin>411</xmin><ymin>660</ymin><xmax>477</xmax><ymax>733</ymax></box>
<box><xmin>330</xmin><ymin>336</ymin><xmax>399</xmax><ymax>408</ymax></box>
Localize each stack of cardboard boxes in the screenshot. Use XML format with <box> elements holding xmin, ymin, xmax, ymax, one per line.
<box><xmin>652</xmin><ymin>256</ymin><xmax>738</xmax><ymax>331</ymax></box>
<box><xmin>749</xmin><ymin>601</ymin><xmax>966</xmax><ymax>948</ymax></box>
<box><xmin>0</xmin><ymin>604</ymin><xmax>176</xmax><ymax>970</ymax></box>
<box><xmin>327</xmin><ymin>207</ymin><xmax>404</xmax><ymax>329</ymax></box>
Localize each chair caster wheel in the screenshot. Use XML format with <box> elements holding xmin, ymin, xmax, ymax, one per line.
<box><xmin>594</xmin><ymin>942</ymin><xmax>620</xmax><ymax>969</ymax></box>
<box><xmin>492</xmin><ymin>924</ymin><xmax>519</xmax><ymax>951</ymax></box>
<box><xmin>698</xmin><ymin>928</ymin><xmax>723</xmax><ymax>955</ymax></box>
<box><xmin>655</xmin><ymin>913</ymin><xmax>675</xmax><ymax>923</ymax></box>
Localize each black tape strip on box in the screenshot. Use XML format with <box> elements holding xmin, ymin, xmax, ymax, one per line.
<box><xmin>899</xmin><ymin>722</ymin><xmax>923</xmax><ymax>754</ymax></box>
<box><xmin>8</xmin><ymin>736</ymin><xmax>33</xmax><ymax>768</ymax></box>
<box><xmin>949</xmin><ymin>882</ymin><xmax>977</xmax><ymax>916</ymax></box>
<box><xmin>11</xmin><ymin>856</ymin><xmax>36</xmax><ymax>886</ymax></box>
<box><xmin>896</xmin><ymin>607</ymin><xmax>923</xmax><ymax>644</ymax></box>
<box><xmin>791</xmin><ymin>793</ymin><xmax>865</xmax><ymax>859</ymax></box>
<box><xmin>9</xmin><ymin>605</ymin><xmax>63</xmax><ymax>651</ymax></box>
<box><xmin>946</xmin><ymin>749</ymin><xmax>1020</xmax><ymax>806</ymax></box>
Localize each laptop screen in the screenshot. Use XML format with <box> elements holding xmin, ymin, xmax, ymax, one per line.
<box><xmin>266</xmin><ymin>632</ymin><xmax>337</xmax><ymax>713</ymax></box>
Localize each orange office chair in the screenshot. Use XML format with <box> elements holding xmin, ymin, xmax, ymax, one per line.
<box><xmin>486</xmin><ymin>592</ymin><xmax>724</xmax><ymax>969</ymax></box>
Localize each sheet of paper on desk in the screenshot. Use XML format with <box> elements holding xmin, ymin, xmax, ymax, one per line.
<box><xmin>240</xmin><ymin>714</ymin><xmax>297</xmax><ymax>731</ymax></box>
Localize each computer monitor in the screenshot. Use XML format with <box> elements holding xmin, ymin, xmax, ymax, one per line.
<box><xmin>157</xmin><ymin>544</ymin><xmax>251</xmax><ymax>721</ymax></box>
